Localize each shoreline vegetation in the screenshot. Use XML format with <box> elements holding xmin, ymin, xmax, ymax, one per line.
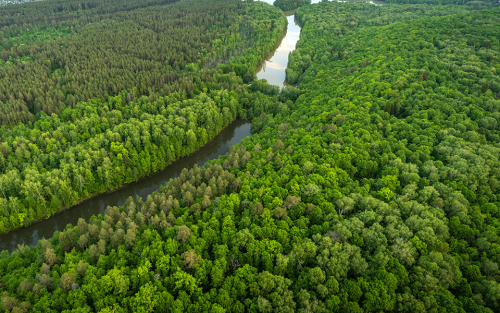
<box><xmin>273</xmin><ymin>0</ymin><xmax>312</xmax><ymax>11</ymax></box>
<box><xmin>0</xmin><ymin>119</ymin><xmax>251</xmax><ymax>238</ymax></box>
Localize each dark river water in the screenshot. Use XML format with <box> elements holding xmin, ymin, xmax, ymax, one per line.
<box><xmin>0</xmin><ymin>121</ymin><xmax>251</xmax><ymax>252</ymax></box>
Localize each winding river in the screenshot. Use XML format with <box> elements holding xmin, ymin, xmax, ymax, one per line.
<box><xmin>255</xmin><ymin>9</ymin><xmax>300</xmax><ymax>87</ymax></box>
<box><xmin>0</xmin><ymin>0</ymin><xmax>383</xmax><ymax>252</ymax></box>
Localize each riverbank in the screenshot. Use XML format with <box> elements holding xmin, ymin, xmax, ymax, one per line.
<box><xmin>2</xmin><ymin>0</ymin><xmax>385</xmax><ymax>251</ymax></box>
<box><xmin>0</xmin><ymin>121</ymin><xmax>252</xmax><ymax>251</ymax></box>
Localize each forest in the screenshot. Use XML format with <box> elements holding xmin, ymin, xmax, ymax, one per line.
<box><xmin>285</xmin><ymin>2</ymin><xmax>477</xmax><ymax>84</ymax></box>
<box><xmin>1</xmin><ymin>0</ymin><xmax>500</xmax><ymax>312</ymax></box>
<box><xmin>383</xmin><ymin>0</ymin><xmax>496</xmax><ymax>8</ymax></box>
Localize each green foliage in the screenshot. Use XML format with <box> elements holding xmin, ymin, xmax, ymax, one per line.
<box><xmin>0</xmin><ymin>88</ymin><xmax>242</xmax><ymax>234</ymax></box>
<box><xmin>0</xmin><ymin>0</ymin><xmax>286</xmax><ymax>126</ymax></box>
<box><xmin>0</xmin><ymin>27</ymin><xmax>71</xmax><ymax>51</ymax></box>
<box><xmin>1</xmin><ymin>1</ymin><xmax>500</xmax><ymax>312</ymax></box>
<box><xmin>287</xmin><ymin>1</ymin><xmax>476</xmax><ymax>84</ymax></box>
<box><xmin>384</xmin><ymin>0</ymin><xmax>498</xmax><ymax>7</ymax></box>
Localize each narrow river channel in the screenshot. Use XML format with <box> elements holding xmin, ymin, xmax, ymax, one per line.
<box><xmin>255</xmin><ymin>10</ymin><xmax>300</xmax><ymax>87</ymax></box>
<box><xmin>0</xmin><ymin>122</ymin><xmax>251</xmax><ymax>252</ymax></box>
<box><xmin>255</xmin><ymin>0</ymin><xmax>382</xmax><ymax>87</ymax></box>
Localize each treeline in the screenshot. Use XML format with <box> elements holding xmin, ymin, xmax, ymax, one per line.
<box><xmin>1</xmin><ymin>2</ymin><xmax>500</xmax><ymax>313</ymax></box>
<box><xmin>0</xmin><ymin>86</ymin><xmax>236</xmax><ymax>234</ymax></box>
<box><xmin>273</xmin><ymin>0</ymin><xmax>311</xmax><ymax>11</ymax></box>
<box><xmin>0</xmin><ymin>0</ymin><xmax>285</xmax><ymax>126</ymax></box>
<box><xmin>219</xmin><ymin>1</ymin><xmax>287</xmax><ymax>82</ymax></box>
<box><xmin>0</xmin><ymin>0</ymin><xmax>180</xmax><ymax>28</ymax></box>
<box><xmin>286</xmin><ymin>4</ymin><xmax>500</xmax><ymax>311</ymax></box>
<box><xmin>0</xmin><ymin>88</ymin><xmax>299</xmax><ymax>312</ymax></box>
<box><xmin>0</xmin><ymin>74</ymin><xmax>293</xmax><ymax>235</ymax></box>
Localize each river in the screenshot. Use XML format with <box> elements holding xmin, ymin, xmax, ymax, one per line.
<box><xmin>255</xmin><ymin>10</ymin><xmax>300</xmax><ymax>87</ymax></box>
<box><xmin>0</xmin><ymin>121</ymin><xmax>251</xmax><ymax>252</ymax></box>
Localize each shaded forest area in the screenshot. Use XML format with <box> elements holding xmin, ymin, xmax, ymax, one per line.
<box><xmin>0</xmin><ymin>0</ymin><xmax>285</xmax><ymax>125</ymax></box>
<box><xmin>0</xmin><ymin>1</ymin><xmax>500</xmax><ymax>313</ymax></box>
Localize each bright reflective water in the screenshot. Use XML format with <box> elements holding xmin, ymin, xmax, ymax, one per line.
<box><xmin>255</xmin><ymin>0</ymin><xmax>382</xmax><ymax>87</ymax></box>
<box><xmin>2</xmin><ymin>0</ymin><xmax>385</xmax><ymax>252</ymax></box>
<box><xmin>255</xmin><ymin>11</ymin><xmax>300</xmax><ymax>87</ymax></box>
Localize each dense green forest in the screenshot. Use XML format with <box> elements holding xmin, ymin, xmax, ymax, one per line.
<box><xmin>273</xmin><ymin>0</ymin><xmax>311</xmax><ymax>11</ymax></box>
<box><xmin>1</xmin><ymin>0</ymin><xmax>500</xmax><ymax>312</ymax></box>
<box><xmin>286</xmin><ymin>2</ymin><xmax>476</xmax><ymax>84</ymax></box>
<box><xmin>0</xmin><ymin>0</ymin><xmax>287</xmax><ymax>234</ymax></box>
<box><xmin>0</xmin><ymin>0</ymin><xmax>285</xmax><ymax>126</ymax></box>
<box><xmin>286</xmin><ymin>2</ymin><xmax>500</xmax><ymax>311</ymax></box>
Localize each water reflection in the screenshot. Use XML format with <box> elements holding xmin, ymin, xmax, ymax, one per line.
<box><xmin>255</xmin><ymin>12</ymin><xmax>300</xmax><ymax>87</ymax></box>
<box><xmin>2</xmin><ymin>0</ymin><xmax>386</xmax><ymax>252</ymax></box>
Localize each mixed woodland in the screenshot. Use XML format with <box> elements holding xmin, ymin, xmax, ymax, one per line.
<box><xmin>1</xmin><ymin>0</ymin><xmax>500</xmax><ymax>312</ymax></box>
<box><xmin>0</xmin><ymin>0</ymin><xmax>285</xmax><ymax>125</ymax></box>
<box><xmin>384</xmin><ymin>0</ymin><xmax>497</xmax><ymax>8</ymax></box>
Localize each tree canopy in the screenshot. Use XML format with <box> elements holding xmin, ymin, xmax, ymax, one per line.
<box><xmin>0</xmin><ymin>0</ymin><xmax>286</xmax><ymax>125</ymax></box>
<box><xmin>273</xmin><ymin>0</ymin><xmax>311</xmax><ymax>11</ymax></box>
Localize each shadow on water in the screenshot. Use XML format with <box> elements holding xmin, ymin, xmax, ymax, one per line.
<box><xmin>0</xmin><ymin>121</ymin><xmax>252</xmax><ymax>252</ymax></box>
